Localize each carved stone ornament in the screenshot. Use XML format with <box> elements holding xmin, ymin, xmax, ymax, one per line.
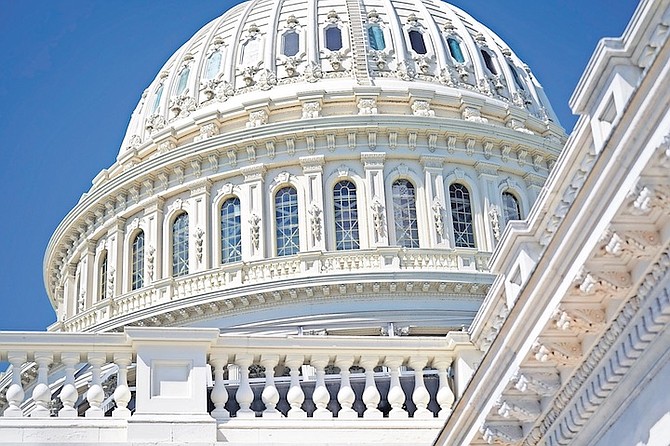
<box><xmin>303</xmin><ymin>62</ymin><xmax>323</xmax><ymax>83</ymax></box>
<box><xmin>247</xmin><ymin>109</ymin><xmax>268</xmax><ymax>128</ymax></box>
<box><xmin>395</xmin><ymin>60</ymin><xmax>416</xmax><ymax>81</ymax></box>
<box><xmin>370</xmin><ymin>197</ymin><xmax>386</xmax><ymax>238</ymax></box>
<box><xmin>200</xmin><ymin>77</ymin><xmax>234</xmax><ymax>103</ymax></box>
<box><xmin>126</xmin><ymin>135</ymin><xmax>142</xmax><ymax>151</ymax></box>
<box><xmin>168</xmin><ymin>93</ymin><xmax>196</xmax><ymax>119</ymax></box>
<box><xmin>157</xmin><ymin>140</ymin><xmax>176</xmax><ymax>155</ymax></box>
<box><xmin>432</xmin><ymin>199</ymin><xmax>445</xmax><ymax>238</ymax></box>
<box><xmin>249</xmin><ymin>214</ymin><xmax>261</xmax><ymax>249</ymax></box>
<box><xmin>194</xmin><ymin>123</ymin><xmax>219</xmax><ymax>142</ymax></box>
<box><xmin>489</xmin><ymin>206</ymin><xmax>501</xmax><ymax>241</ymax></box>
<box><xmin>462</xmin><ymin>106</ymin><xmax>488</xmax><ymax>123</ymax></box>
<box><xmin>256</xmin><ymin>69</ymin><xmax>277</xmax><ymax>91</ymax></box>
<box><xmin>145</xmin><ymin>114</ymin><xmax>166</xmax><ymax>134</ymax></box>
<box><xmin>147</xmin><ymin>246</ymin><xmax>155</xmax><ymax>279</ymax></box>
<box><xmin>308</xmin><ymin>203</ymin><xmax>322</xmax><ymax>241</ymax></box>
<box><xmin>195</xmin><ymin>227</ymin><xmax>205</xmax><ymax>263</ymax></box>
<box><xmin>357</xmin><ymin>98</ymin><xmax>378</xmax><ymax>115</ymax></box>
<box><xmin>411</xmin><ymin>100</ymin><xmax>434</xmax><ymax>117</ymax></box>
<box><xmin>302</xmin><ymin>101</ymin><xmax>321</xmax><ymax>119</ymax></box>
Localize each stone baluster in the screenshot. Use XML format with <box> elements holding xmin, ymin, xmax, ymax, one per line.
<box><xmin>385</xmin><ymin>356</ymin><xmax>408</xmax><ymax>418</ymax></box>
<box><xmin>234</xmin><ymin>353</ymin><xmax>255</xmax><ymax>418</ymax></box>
<box><xmin>59</xmin><ymin>352</ymin><xmax>80</xmax><ymax>417</ymax></box>
<box><xmin>409</xmin><ymin>356</ymin><xmax>432</xmax><ymax>418</ymax></box>
<box><xmin>359</xmin><ymin>356</ymin><xmax>382</xmax><ymax>419</ymax></box>
<box><xmin>260</xmin><ymin>354</ymin><xmax>281</xmax><ymax>418</ymax></box>
<box><xmin>335</xmin><ymin>356</ymin><xmax>357</xmax><ymax>419</ymax></box>
<box><xmin>112</xmin><ymin>353</ymin><xmax>132</xmax><ymax>418</ymax></box>
<box><xmin>4</xmin><ymin>352</ymin><xmax>27</xmax><ymax>417</ymax></box>
<box><xmin>85</xmin><ymin>352</ymin><xmax>106</xmax><ymax>417</ymax></box>
<box><xmin>210</xmin><ymin>355</ymin><xmax>230</xmax><ymax>420</ymax></box>
<box><xmin>31</xmin><ymin>352</ymin><xmax>53</xmax><ymax>418</ymax></box>
<box><xmin>285</xmin><ymin>354</ymin><xmax>306</xmax><ymax>418</ymax></box>
<box><xmin>310</xmin><ymin>355</ymin><xmax>332</xmax><ymax>418</ymax></box>
<box><xmin>433</xmin><ymin>357</ymin><xmax>455</xmax><ymax>418</ymax></box>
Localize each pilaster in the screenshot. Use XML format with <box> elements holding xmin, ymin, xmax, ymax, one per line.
<box><xmin>190</xmin><ymin>180</ymin><xmax>212</xmax><ymax>273</ymax></box>
<box><xmin>300</xmin><ymin>155</ymin><xmax>326</xmax><ymax>251</ymax></box>
<box><xmin>362</xmin><ymin>152</ymin><xmax>388</xmax><ymax>247</ymax></box>
<box><xmin>241</xmin><ymin>164</ymin><xmax>266</xmax><ymax>261</ymax></box>
<box><xmin>420</xmin><ymin>156</ymin><xmax>448</xmax><ymax>248</ymax></box>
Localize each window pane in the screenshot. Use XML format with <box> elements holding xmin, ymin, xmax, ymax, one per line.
<box><xmin>176</xmin><ymin>67</ymin><xmax>190</xmax><ymax>95</ymax></box>
<box><xmin>172</xmin><ymin>213</ymin><xmax>189</xmax><ymax>277</ymax></box>
<box><xmin>221</xmin><ymin>197</ymin><xmax>242</xmax><ymax>263</ymax></box>
<box><xmin>334</xmin><ymin>181</ymin><xmax>360</xmax><ymax>250</ymax></box>
<box><xmin>368</xmin><ymin>25</ymin><xmax>385</xmax><ymax>50</ymax></box>
<box><xmin>447</xmin><ymin>38</ymin><xmax>465</xmax><ymax>63</ymax></box>
<box><xmin>204</xmin><ymin>51</ymin><xmax>222</xmax><ymax>80</ymax></box>
<box><xmin>481</xmin><ymin>49</ymin><xmax>497</xmax><ymax>75</ymax></box>
<box><xmin>325</xmin><ymin>27</ymin><xmax>343</xmax><ymax>51</ymax></box>
<box><xmin>242</xmin><ymin>39</ymin><xmax>261</xmax><ymax>66</ymax></box>
<box><xmin>275</xmin><ymin>187</ymin><xmax>300</xmax><ymax>256</ymax></box>
<box><xmin>409</xmin><ymin>30</ymin><xmax>427</xmax><ymax>54</ymax></box>
<box><xmin>132</xmin><ymin>231</ymin><xmax>145</xmax><ymax>290</ymax></box>
<box><xmin>508</xmin><ymin>63</ymin><xmax>525</xmax><ymax>90</ymax></box>
<box><xmin>392</xmin><ymin>180</ymin><xmax>420</xmax><ymax>248</ymax></box>
<box><xmin>152</xmin><ymin>85</ymin><xmax>163</xmax><ymax>113</ymax></box>
<box><xmin>502</xmin><ymin>192</ymin><xmax>521</xmax><ymax>222</ymax></box>
<box><xmin>449</xmin><ymin>184</ymin><xmax>475</xmax><ymax>248</ymax></box>
<box><xmin>283</xmin><ymin>31</ymin><xmax>299</xmax><ymax>57</ymax></box>
<box><xmin>99</xmin><ymin>252</ymin><xmax>107</xmax><ymax>300</ymax></box>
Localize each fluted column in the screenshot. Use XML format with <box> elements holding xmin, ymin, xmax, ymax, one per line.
<box><xmin>409</xmin><ymin>356</ymin><xmax>432</xmax><ymax>418</ymax></box>
<box><xmin>260</xmin><ymin>354</ymin><xmax>281</xmax><ymax>418</ymax></box>
<box><xmin>210</xmin><ymin>355</ymin><xmax>230</xmax><ymax>420</ymax></box>
<box><xmin>335</xmin><ymin>356</ymin><xmax>357</xmax><ymax>419</ymax></box>
<box><xmin>285</xmin><ymin>354</ymin><xmax>306</xmax><ymax>418</ymax></box>
<box><xmin>359</xmin><ymin>356</ymin><xmax>382</xmax><ymax>419</ymax></box>
<box><xmin>310</xmin><ymin>355</ymin><xmax>332</xmax><ymax>418</ymax></box>
<box><xmin>31</xmin><ymin>352</ymin><xmax>53</xmax><ymax>418</ymax></box>
<box><xmin>85</xmin><ymin>352</ymin><xmax>106</xmax><ymax>417</ymax></box>
<box><xmin>59</xmin><ymin>352</ymin><xmax>80</xmax><ymax>418</ymax></box>
<box><xmin>234</xmin><ymin>353</ymin><xmax>255</xmax><ymax>418</ymax></box>
<box><xmin>385</xmin><ymin>356</ymin><xmax>408</xmax><ymax>418</ymax></box>
<box><xmin>112</xmin><ymin>353</ymin><xmax>132</xmax><ymax>419</ymax></box>
<box><xmin>4</xmin><ymin>352</ymin><xmax>26</xmax><ymax>417</ymax></box>
<box><xmin>433</xmin><ymin>357</ymin><xmax>455</xmax><ymax>418</ymax></box>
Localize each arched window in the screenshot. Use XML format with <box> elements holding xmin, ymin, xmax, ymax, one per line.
<box><xmin>204</xmin><ymin>51</ymin><xmax>222</xmax><ymax>80</ymax></box>
<box><xmin>502</xmin><ymin>192</ymin><xmax>522</xmax><ymax>223</ymax></box>
<box><xmin>392</xmin><ymin>179</ymin><xmax>420</xmax><ymax>248</ymax></box>
<box><xmin>98</xmin><ymin>251</ymin><xmax>108</xmax><ymax>300</ymax></box>
<box><xmin>275</xmin><ymin>187</ymin><xmax>300</xmax><ymax>256</ymax></box>
<box><xmin>176</xmin><ymin>67</ymin><xmax>190</xmax><ymax>95</ymax></box>
<box><xmin>449</xmin><ymin>184</ymin><xmax>475</xmax><ymax>248</ymax></box>
<box><xmin>447</xmin><ymin>37</ymin><xmax>465</xmax><ymax>63</ymax></box>
<box><xmin>408</xmin><ymin>30</ymin><xmax>427</xmax><ymax>54</ymax></box>
<box><xmin>334</xmin><ymin>181</ymin><xmax>360</xmax><ymax>250</ymax></box>
<box><xmin>325</xmin><ymin>27</ymin><xmax>343</xmax><ymax>51</ymax></box>
<box><xmin>368</xmin><ymin>25</ymin><xmax>385</xmax><ymax>50</ymax></box>
<box><xmin>481</xmin><ymin>49</ymin><xmax>497</xmax><ymax>75</ymax></box>
<box><xmin>508</xmin><ymin>63</ymin><xmax>525</xmax><ymax>90</ymax></box>
<box><xmin>172</xmin><ymin>213</ymin><xmax>189</xmax><ymax>277</ymax></box>
<box><xmin>131</xmin><ymin>231</ymin><xmax>144</xmax><ymax>290</ymax></box>
<box><xmin>282</xmin><ymin>31</ymin><xmax>299</xmax><ymax>57</ymax></box>
<box><xmin>221</xmin><ymin>197</ymin><xmax>242</xmax><ymax>263</ymax></box>
<box><xmin>152</xmin><ymin>84</ymin><xmax>163</xmax><ymax>113</ymax></box>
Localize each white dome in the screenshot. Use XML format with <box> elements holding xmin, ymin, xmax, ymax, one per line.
<box><xmin>44</xmin><ymin>0</ymin><xmax>566</xmax><ymax>335</ymax></box>
<box><xmin>119</xmin><ymin>0</ymin><xmax>561</xmax><ymax>158</ymax></box>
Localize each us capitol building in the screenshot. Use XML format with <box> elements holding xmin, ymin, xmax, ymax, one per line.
<box><xmin>1</xmin><ymin>0</ymin><xmax>668</xmax><ymax>445</ymax></box>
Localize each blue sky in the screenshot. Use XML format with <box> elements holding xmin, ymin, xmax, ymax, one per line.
<box><xmin>0</xmin><ymin>0</ymin><xmax>637</xmax><ymax>331</ymax></box>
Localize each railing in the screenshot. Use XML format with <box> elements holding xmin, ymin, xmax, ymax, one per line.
<box><xmin>56</xmin><ymin>248</ymin><xmax>492</xmax><ymax>333</ymax></box>
<box><xmin>0</xmin><ymin>328</ymin><xmax>476</xmax><ymax>425</ymax></box>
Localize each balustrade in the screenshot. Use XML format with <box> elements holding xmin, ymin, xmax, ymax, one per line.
<box><xmin>0</xmin><ymin>328</ymin><xmax>476</xmax><ymax>424</ymax></box>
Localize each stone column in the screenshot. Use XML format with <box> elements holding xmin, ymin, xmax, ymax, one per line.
<box><xmin>421</xmin><ymin>156</ymin><xmax>448</xmax><ymax>248</ymax></box>
<box><xmin>110</xmin><ymin>217</ymin><xmax>126</xmax><ymax>297</ymax></box>
<box><xmin>189</xmin><ymin>180</ymin><xmax>212</xmax><ymax>273</ymax></box>
<box><xmin>241</xmin><ymin>165</ymin><xmax>266</xmax><ymax>261</ymax></box>
<box><xmin>361</xmin><ymin>152</ymin><xmax>388</xmax><ymax>247</ymax></box>
<box><xmin>475</xmin><ymin>162</ymin><xmax>500</xmax><ymax>252</ymax></box>
<box><xmin>83</xmin><ymin>241</ymin><xmax>96</xmax><ymax>307</ymax></box>
<box><xmin>300</xmin><ymin>155</ymin><xmax>326</xmax><ymax>252</ymax></box>
<box><xmin>144</xmin><ymin>197</ymin><xmax>164</xmax><ymax>284</ymax></box>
